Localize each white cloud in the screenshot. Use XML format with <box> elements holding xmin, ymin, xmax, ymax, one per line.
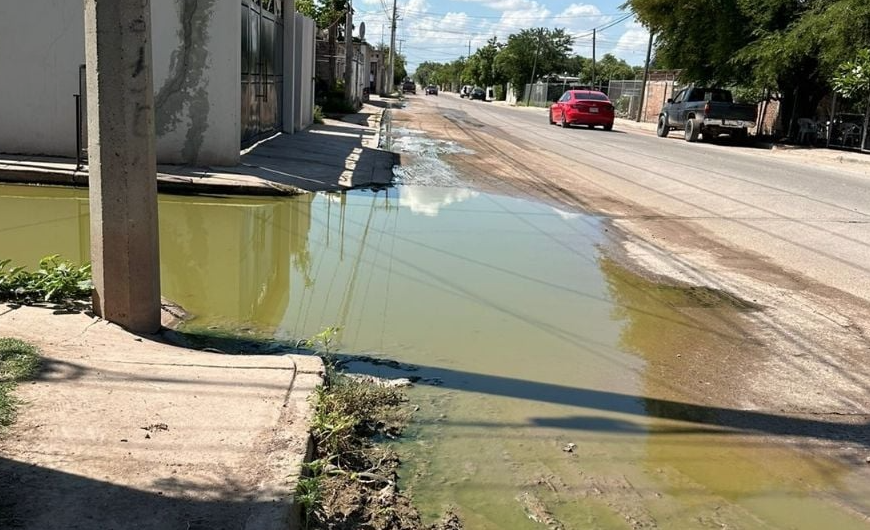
<box><xmin>610</xmin><ymin>21</ymin><xmax>649</xmax><ymax>59</ymax></box>
<box><xmin>356</xmin><ymin>0</ymin><xmax>644</xmax><ymax>72</ymax></box>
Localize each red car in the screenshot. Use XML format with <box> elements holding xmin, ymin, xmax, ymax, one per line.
<box><xmin>549</xmin><ymin>90</ymin><xmax>614</xmax><ymax>130</ymax></box>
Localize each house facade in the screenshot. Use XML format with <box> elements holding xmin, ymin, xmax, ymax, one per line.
<box><xmin>0</xmin><ymin>0</ymin><xmax>316</xmax><ymax>166</ymax></box>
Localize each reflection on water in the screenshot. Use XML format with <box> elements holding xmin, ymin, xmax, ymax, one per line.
<box><xmin>1</xmin><ymin>183</ymin><xmax>868</xmax><ymax>529</ymax></box>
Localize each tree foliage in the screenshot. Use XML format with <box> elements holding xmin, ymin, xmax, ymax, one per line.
<box><xmin>833</xmin><ymin>48</ymin><xmax>870</xmax><ymax>101</ymax></box>
<box><xmin>495</xmin><ymin>28</ymin><xmax>574</xmax><ymax>96</ymax></box>
<box><xmin>628</xmin><ymin>0</ymin><xmax>870</xmax><ymax>133</ymax></box>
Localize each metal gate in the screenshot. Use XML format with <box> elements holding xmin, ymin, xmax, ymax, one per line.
<box><xmin>241</xmin><ymin>0</ymin><xmax>283</xmax><ymax>146</ymax></box>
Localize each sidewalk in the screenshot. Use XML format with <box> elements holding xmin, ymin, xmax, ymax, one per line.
<box><xmin>0</xmin><ymin>304</ymin><xmax>323</xmax><ymax>529</ymax></box>
<box><xmin>0</xmin><ymin>100</ymin><xmax>396</xmax><ymax>196</ymax></box>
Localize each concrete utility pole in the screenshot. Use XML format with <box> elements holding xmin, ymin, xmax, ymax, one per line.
<box><xmin>83</xmin><ymin>0</ymin><xmax>161</xmax><ymax>334</ymax></box>
<box><xmin>388</xmin><ymin>0</ymin><xmax>397</xmax><ymax>93</ymax></box>
<box><xmin>344</xmin><ymin>0</ymin><xmax>354</xmax><ymax>105</ymax></box>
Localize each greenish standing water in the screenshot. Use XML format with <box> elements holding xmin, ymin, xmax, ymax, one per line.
<box><xmin>1</xmin><ymin>183</ymin><xmax>868</xmax><ymax>529</ymax></box>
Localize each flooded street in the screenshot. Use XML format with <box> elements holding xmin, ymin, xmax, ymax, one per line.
<box><xmin>2</xmin><ymin>160</ymin><xmax>869</xmax><ymax>526</ymax></box>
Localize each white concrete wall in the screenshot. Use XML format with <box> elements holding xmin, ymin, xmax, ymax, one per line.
<box><xmin>282</xmin><ymin>0</ymin><xmax>297</xmax><ymax>134</ymax></box>
<box><xmin>0</xmin><ymin>0</ymin><xmax>240</xmax><ymax>165</ymax></box>
<box><xmin>301</xmin><ymin>17</ymin><xmax>315</xmax><ymax>128</ymax></box>
<box><xmin>293</xmin><ymin>14</ymin><xmax>315</xmax><ymax>132</ymax></box>
<box><xmin>0</xmin><ymin>1</ymin><xmax>85</xmax><ymax>157</ymax></box>
<box><xmin>151</xmin><ymin>0</ymin><xmax>240</xmax><ymax>165</ymax></box>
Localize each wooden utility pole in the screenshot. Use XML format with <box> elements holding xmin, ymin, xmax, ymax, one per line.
<box><xmin>591</xmin><ymin>29</ymin><xmax>596</xmax><ymax>89</ymax></box>
<box><xmin>636</xmin><ymin>31</ymin><xmax>654</xmax><ymax>122</ymax></box>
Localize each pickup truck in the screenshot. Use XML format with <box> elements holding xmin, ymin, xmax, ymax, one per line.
<box><xmin>401</xmin><ymin>80</ymin><xmax>416</xmax><ymax>94</ymax></box>
<box><xmin>657</xmin><ymin>87</ymin><xmax>757</xmax><ymax>142</ymax></box>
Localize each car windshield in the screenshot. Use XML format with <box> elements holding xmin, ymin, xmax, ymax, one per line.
<box><xmin>574</xmin><ymin>92</ymin><xmax>608</xmax><ymax>101</ymax></box>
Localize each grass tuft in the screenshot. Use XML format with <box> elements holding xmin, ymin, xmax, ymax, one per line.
<box><xmin>0</xmin><ymin>338</ymin><xmax>40</xmax><ymax>429</ymax></box>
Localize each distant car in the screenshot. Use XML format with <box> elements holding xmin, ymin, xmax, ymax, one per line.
<box><xmin>402</xmin><ymin>80</ymin><xmax>416</xmax><ymax>94</ymax></box>
<box><xmin>425</xmin><ymin>85</ymin><xmax>438</xmax><ymax>95</ymax></box>
<box><xmin>549</xmin><ymin>90</ymin><xmax>614</xmax><ymax>130</ymax></box>
<box><xmin>470</xmin><ymin>87</ymin><xmax>486</xmax><ymax>101</ymax></box>
<box><xmin>459</xmin><ymin>85</ymin><xmax>473</xmax><ymax>98</ymax></box>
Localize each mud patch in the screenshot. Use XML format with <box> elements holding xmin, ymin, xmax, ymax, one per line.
<box><xmin>390</xmin><ymin>128</ymin><xmax>474</xmax><ymax>187</ymax></box>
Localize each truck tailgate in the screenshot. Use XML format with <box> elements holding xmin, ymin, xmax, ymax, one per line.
<box><xmin>706</xmin><ymin>102</ymin><xmax>757</xmax><ymax>122</ymax></box>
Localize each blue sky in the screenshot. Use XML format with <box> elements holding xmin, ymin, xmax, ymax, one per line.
<box><xmin>354</xmin><ymin>0</ymin><xmax>650</xmax><ymax>73</ymax></box>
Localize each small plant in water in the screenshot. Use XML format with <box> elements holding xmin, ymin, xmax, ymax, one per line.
<box><xmin>0</xmin><ymin>255</ymin><xmax>92</xmax><ymax>304</ymax></box>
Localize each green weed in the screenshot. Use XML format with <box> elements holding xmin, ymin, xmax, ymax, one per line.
<box><xmin>0</xmin><ymin>255</ymin><xmax>92</xmax><ymax>304</ymax></box>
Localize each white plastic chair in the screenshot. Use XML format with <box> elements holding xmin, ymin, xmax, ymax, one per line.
<box><xmin>797</xmin><ymin>118</ymin><xmax>817</xmax><ymax>144</ymax></box>
<box><xmin>841</xmin><ymin>123</ymin><xmax>861</xmax><ymax>147</ymax></box>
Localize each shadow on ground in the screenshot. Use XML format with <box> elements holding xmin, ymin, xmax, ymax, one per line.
<box><xmin>0</xmin><ymin>457</ymin><xmax>289</xmax><ymax>530</ymax></box>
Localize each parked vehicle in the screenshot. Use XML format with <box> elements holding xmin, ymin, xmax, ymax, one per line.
<box><xmin>470</xmin><ymin>87</ymin><xmax>486</xmax><ymax>101</ymax></box>
<box><xmin>425</xmin><ymin>85</ymin><xmax>438</xmax><ymax>95</ymax></box>
<box><xmin>657</xmin><ymin>87</ymin><xmax>757</xmax><ymax>142</ymax></box>
<box><xmin>402</xmin><ymin>80</ymin><xmax>416</xmax><ymax>94</ymax></box>
<box><xmin>548</xmin><ymin>90</ymin><xmax>614</xmax><ymax>130</ymax></box>
<box><xmin>459</xmin><ymin>85</ymin><xmax>473</xmax><ymax>98</ymax></box>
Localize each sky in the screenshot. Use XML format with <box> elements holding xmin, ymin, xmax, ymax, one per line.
<box><xmin>353</xmin><ymin>0</ymin><xmax>651</xmax><ymax>74</ymax></box>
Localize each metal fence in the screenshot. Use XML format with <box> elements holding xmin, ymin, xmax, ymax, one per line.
<box><xmin>607</xmin><ymin>80</ymin><xmax>642</xmax><ymax>118</ymax></box>
<box><xmin>522</xmin><ymin>81</ymin><xmax>608</xmax><ymax>108</ymax></box>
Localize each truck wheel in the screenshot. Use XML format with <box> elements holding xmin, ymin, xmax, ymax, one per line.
<box><xmin>656</xmin><ymin>115</ymin><xmax>669</xmax><ymax>137</ymax></box>
<box><xmin>685</xmin><ymin>119</ymin><xmax>700</xmax><ymax>142</ymax></box>
<box><xmin>732</xmin><ymin>128</ymin><xmax>748</xmax><ymax>143</ymax></box>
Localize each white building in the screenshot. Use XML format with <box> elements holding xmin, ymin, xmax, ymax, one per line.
<box><xmin>0</xmin><ymin>0</ymin><xmax>317</xmax><ymax>166</ymax></box>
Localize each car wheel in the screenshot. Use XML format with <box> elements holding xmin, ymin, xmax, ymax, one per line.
<box><xmin>685</xmin><ymin>119</ymin><xmax>700</xmax><ymax>142</ymax></box>
<box><xmin>549</xmin><ymin>110</ymin><xmax>555</xmax><ymax>125</ymax></box>
<box><xmin>560</xmin><ymin>114</ymin><xmax>568</xmax><ymax>128</ymax></box>
<box><xmin>587</xmin><ymin>124</ymin><xmax>594</xmax><ymax>129</ymax></box>
<box><xmin>603</xmin><ymin>123</ymin><xmax>613</xmax><ymax>131</ymax></box>
<box><xmin>656</xmin><ymin>115</ymin><xmax>669</xmax><ymax>137</ymax></box>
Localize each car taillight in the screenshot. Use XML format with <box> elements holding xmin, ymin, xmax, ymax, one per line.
<box><xmin>572</xmin><ymin>104</ymin><xmax>586</xmax><ymax>110</ymax></box>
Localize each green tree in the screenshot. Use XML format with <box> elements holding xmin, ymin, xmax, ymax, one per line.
<box><xmin>833</xmin><ymin>48</ymin><xmax>870</xmax><ymax>101</ymax></box>
<box><xmin>414</xmin><ymin>61</ymin><xmax>440</xmax><ymax>86</ymax></box>
<box><xmin>628</xmin><ymin>0</ymin><xmax>870</xmax><ymax>137</ymax></box>
<box><xmin>596</xmin><ymin>54</ymin><xmax>636</xmax><ymax>82</ymax></box>
<box><xmin>470</xmin><ymin>37</ymin><xmax>504</xmax><ymax>87</ymax></box>
<box><xmin>495</xmin><ymin>28</ymin><xmax>574</xmax><ymax>99</ymax></box>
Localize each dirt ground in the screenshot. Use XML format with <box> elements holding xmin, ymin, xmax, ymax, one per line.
<box><xmin>390</xmin><ymin>101</ymin><xmax>870</xmax><ymax>470</ymax></box>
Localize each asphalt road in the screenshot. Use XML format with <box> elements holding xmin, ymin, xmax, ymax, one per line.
<box><xmin>410</xmin><ymin>93</ymin><xmax>870</xmax><ymax>305</ymax></box>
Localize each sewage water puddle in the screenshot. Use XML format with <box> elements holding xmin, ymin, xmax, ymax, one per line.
<box><xmin>1</xmin><ymin>182</ymin><xmax>869</xmax><ymax>529</ymax></box>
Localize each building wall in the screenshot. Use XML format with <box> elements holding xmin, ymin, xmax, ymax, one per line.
<box><xmin>0</xmin><ymin>0</ymin><xmax>240</xmax><ymax>165</ymax></box>
<box><xmin>293</xmin><ymin>14</ymin><xmax>316</xmax><ymax>132</ymax></box>
<box><xmin>640</xmin><ymin>80</ymin><xmax>681</xmax><ymax>123</ymax></box>
<box><xmin>151</xmin><ymin>0</ymin><xmax>240</xmax><ymax>165</ymax></box>
<box><xmin>0</xmin><ymin>1</ymin><xmax>85</xmax><ymax>158</ymax></box>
